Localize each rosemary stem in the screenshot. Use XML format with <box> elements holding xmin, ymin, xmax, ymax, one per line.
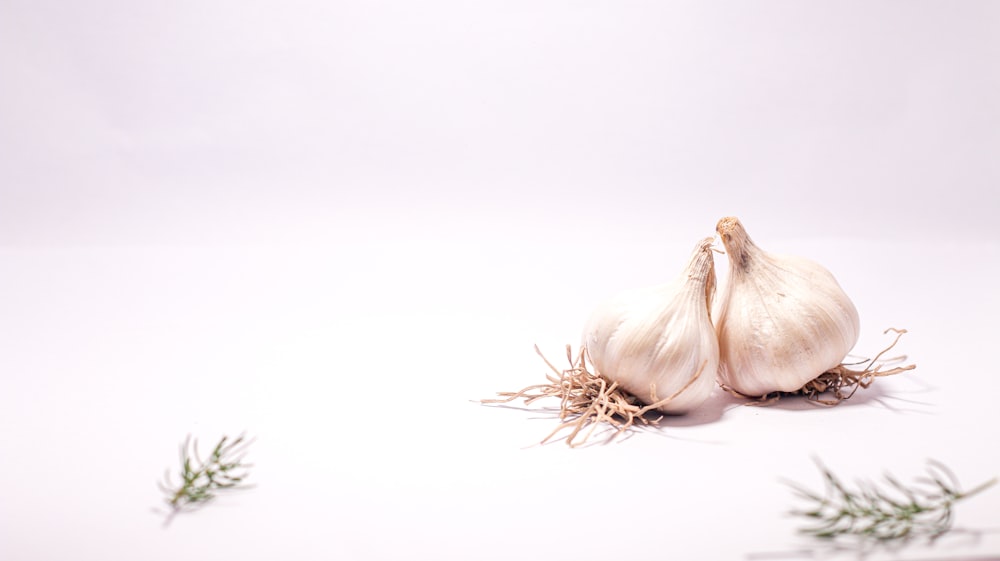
<box><xmin>959</xmin><ymin>477</ymin><xmax>997</xmax><ymax>500</ymax></box>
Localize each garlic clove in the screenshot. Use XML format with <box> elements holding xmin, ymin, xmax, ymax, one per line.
<box><xmin>582</xmin><ymin>237</ymin><xmax>719</xmax><ymax>414</ymax></box>
<box><xmin>714</xmin><ymin>217</ymin><xmax>860</xmax><ymax>396</ymax></box>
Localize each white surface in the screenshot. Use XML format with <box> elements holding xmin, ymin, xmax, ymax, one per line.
<box><xmin>2</xmin><ymin>2</ymin><xmax>999</xmax><ymax>560</ymax></box>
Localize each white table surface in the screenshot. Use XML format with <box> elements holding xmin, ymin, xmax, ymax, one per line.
<box><xmin>2</xmin><ymin>233</ymin><xmax>999</xmax><ymax>561</ymax></box>
<box><xmin>2</xmin><ymin>2</ymin><xmax>998</xmax><ymax>560</ymax></box>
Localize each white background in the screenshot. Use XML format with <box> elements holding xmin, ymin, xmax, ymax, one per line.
<box><xmin>1</xmin><ymin>2</ymin><xmax>999</xmax><ymax>560</ymax></box>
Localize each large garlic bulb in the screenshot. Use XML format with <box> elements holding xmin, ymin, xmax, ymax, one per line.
<box><xmin>714</xmin><ymin>217</ymin><xmax>860</xmax><ymax>396</ymax></box>
<box><xmin>582</xmin><ymin>238</ymin><xmax>719</xmax><ymax>414</ymax></box>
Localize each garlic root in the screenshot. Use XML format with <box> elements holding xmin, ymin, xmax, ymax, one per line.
<box><xmin>722</xmin><ymin>328</ymin><xmax>916</xmax><ymax>405</ymax></box>
<box><xmin>483</xmin><ymin>345</ymin><xmax>704</xmax><ymax>447</ymax></box>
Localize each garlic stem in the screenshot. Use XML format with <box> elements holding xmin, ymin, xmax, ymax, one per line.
<box><xmin>716</xmin><ymin>216</ymin><xmax>758</xmax><ymax>274</ymax></box>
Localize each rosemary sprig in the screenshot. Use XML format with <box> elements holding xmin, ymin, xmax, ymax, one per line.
<box><xmin>787</xmin><ymin>460</ymin><xmax>996</xmax><ymax>542</ymax></box>
<box><xmin>159</xmin><ymin>433</ymin><xmax>254</xmax><ymax>524</ymax></box>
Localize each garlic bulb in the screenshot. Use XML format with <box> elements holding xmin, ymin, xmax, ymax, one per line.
<box><xmin>582</xmin><ymin>238</ymin><xmax>718</xmax><ymax>414</ymax></box>
<box><xmin>714</xmin><ymin>217</ymin><xmax>860</xmax><ymax>396</ymax></box>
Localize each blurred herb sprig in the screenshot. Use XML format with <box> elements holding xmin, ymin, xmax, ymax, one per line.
<box><xmin>787</xmin><ymin>459</ymin><xmax>995</xmax><ymax>542</ymax></box>
<box><xmin>159</xmin><ymin>433</ymin><xmax>254</xmax><ymax>525</ymax></box>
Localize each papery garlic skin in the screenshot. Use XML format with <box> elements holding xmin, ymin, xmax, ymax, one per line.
<box><xmin>715</xmin><ymin>217</ymin><xmax>860</xmax><ymax>396</ymax></box>
<box><xmin>582</xmin><ymin>238</ymin><xmax>718</xmax><ymax>414</ymax></box>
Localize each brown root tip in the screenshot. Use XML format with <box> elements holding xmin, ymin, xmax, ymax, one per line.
<box><xmin>715</xmin><ymin>217</ymin><xmax>753</xmax><ymax>268</ymax></box>
<box><xmin>716</xmin><ymin>216</ymin><xmax>741</xmax><ymax>237</ymax></box>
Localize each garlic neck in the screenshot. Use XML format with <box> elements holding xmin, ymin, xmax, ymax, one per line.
<box><xmin>716</xmin><ymin>216</ymin><xmax>759</xmax><ymax>274</ymax></box>
<box><xmin>684</xmin><ymin>237</ymin><xmax>717</xmax><ymax>312</ymax></box>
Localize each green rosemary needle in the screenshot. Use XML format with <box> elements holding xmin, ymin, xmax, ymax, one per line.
<box><xmin>787</xmin><ymin>460</ymin><xmax>996</xmax><ymax>542</ymax></box>
<box><xmin>159</xmin><ymin>433</ymin><xmax>254</xmax><ymax>524</ymax></box>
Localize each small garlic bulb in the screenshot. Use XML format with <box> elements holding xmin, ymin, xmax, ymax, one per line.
<box><xmin>714</xmin><ymin>217</ymin><xmax>860</xmax><ymax>396</ymax></box>
<box><xmin>582</xmin><ymin>238</ymin><xmax>718</xmax><ymax>414</ymax></box>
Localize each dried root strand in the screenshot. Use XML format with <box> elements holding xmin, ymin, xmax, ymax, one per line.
<box><xmin>483</xmin><ymin>345</ymin><xmax>704</xmax><ymax>447</ymax></box>
<box><xmin>725</xmin><ymin>328</ymin><xmax>916</xmax><ymax>406</ymax></box>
